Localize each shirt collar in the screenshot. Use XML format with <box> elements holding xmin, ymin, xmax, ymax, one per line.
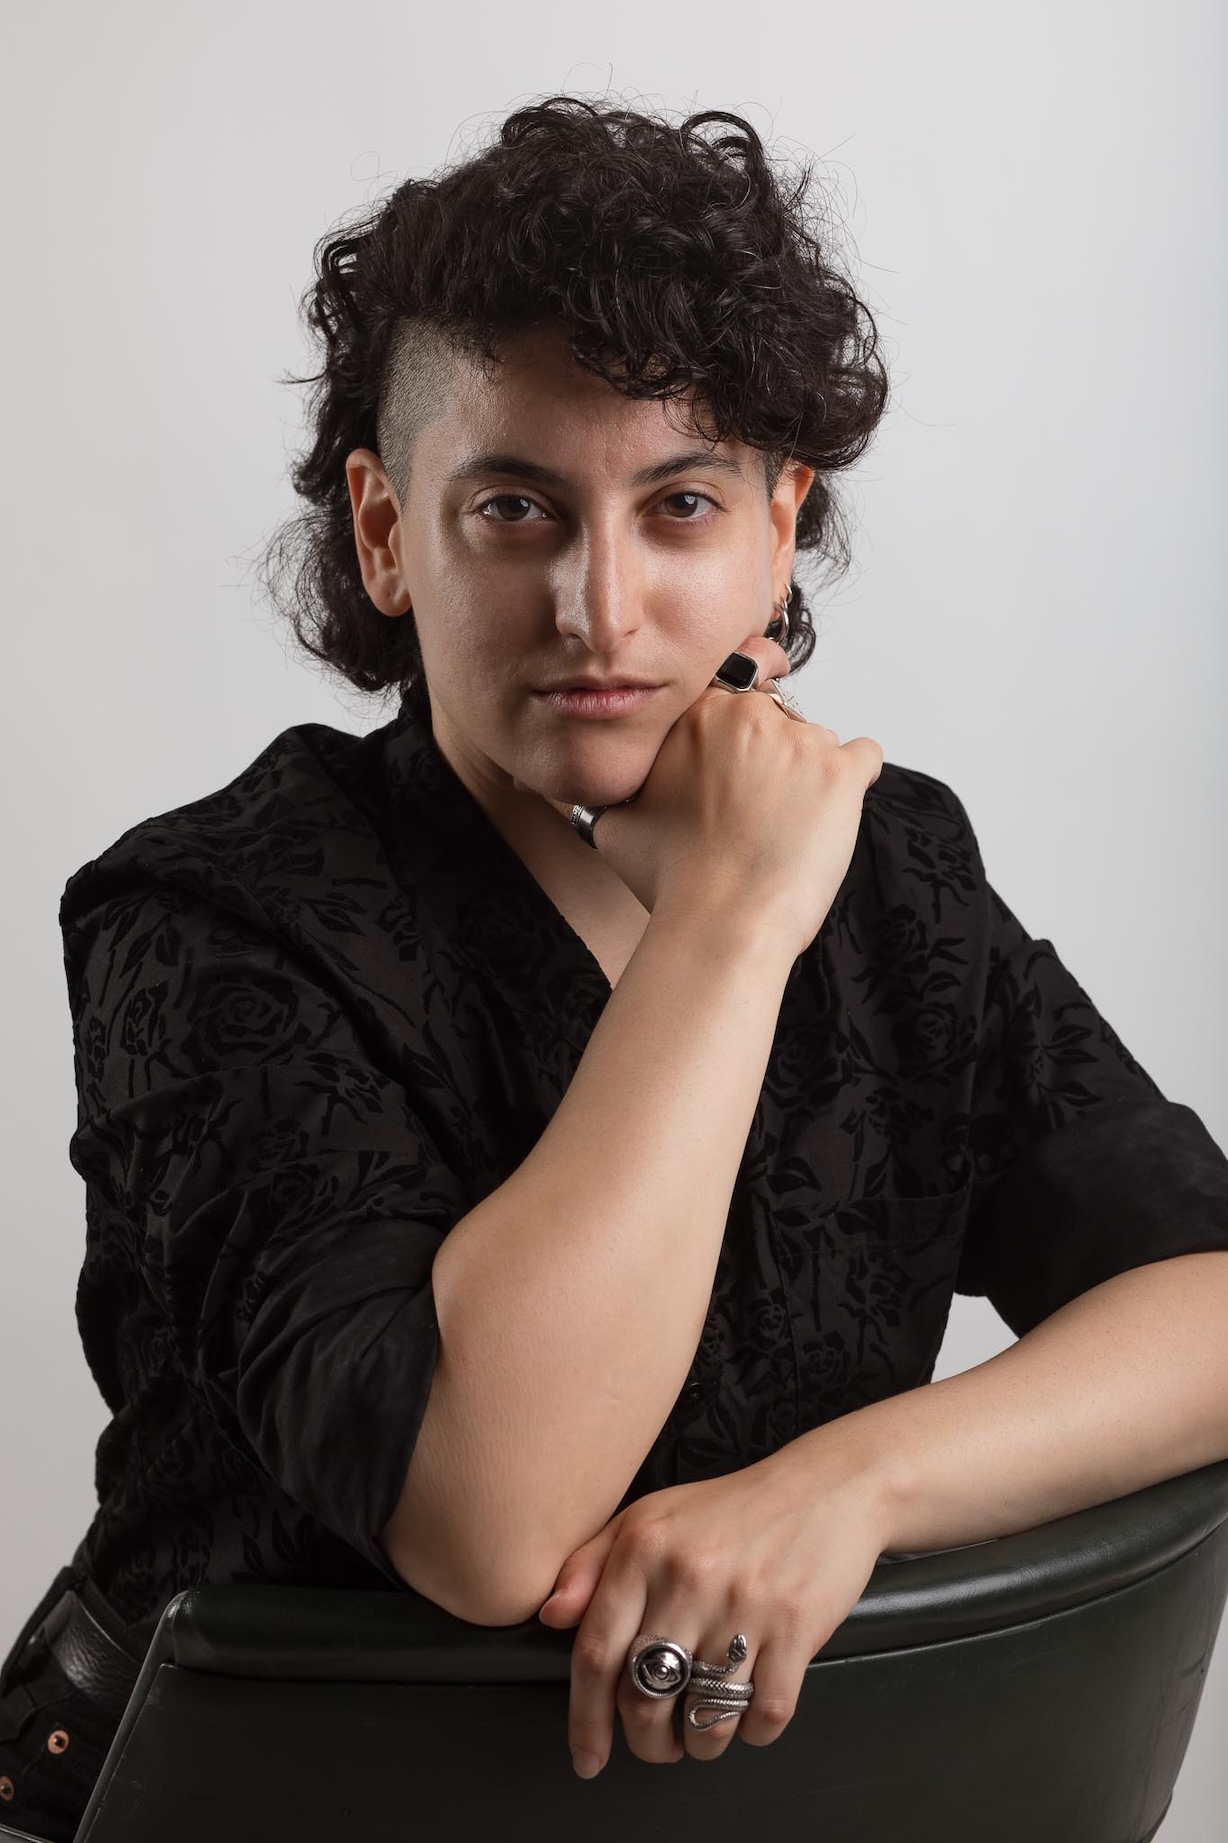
<box><xmin>380</xmin><ymin>692</ymin><xmax>613</xmax><ymax>1071</ymax></box>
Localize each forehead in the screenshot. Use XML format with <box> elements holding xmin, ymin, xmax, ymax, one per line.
<box><xmin>424</xmin><ymin>323</ymin><xmax>751</xmax><ymax>481</ymax></box>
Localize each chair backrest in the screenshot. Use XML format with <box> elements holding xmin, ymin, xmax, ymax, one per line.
<box><xmin>72</xmin><ymin>1458</ymin><xmax>1228</xmax><ymax>1843</ymax></box>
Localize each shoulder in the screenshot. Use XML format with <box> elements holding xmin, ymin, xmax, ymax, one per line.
<box><xmin>843</xmin><ymin>757</ymin><xmax>991</xmax><ymax>933</ymax></box>
<box><xmin>58</xmin><ymin>718</ymin><xmax>382</xmax><ymax>937</ymax></box>
<box><xmin>862</xmin><ymin>758</ymin><xmax>978</xmax><ymax>846</ymax></box>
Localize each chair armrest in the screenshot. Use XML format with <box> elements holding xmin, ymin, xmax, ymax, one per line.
<box><xmin>146</xmin><ymin>1457</ymin><xmax>1228</xmax><ymax>1680</ymax></box>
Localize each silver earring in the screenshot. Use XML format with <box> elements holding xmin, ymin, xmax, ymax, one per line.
<box><xmin>767</xmin><ymin>583</ymin><xmax>793</xmax><ymax>647</ymax></box>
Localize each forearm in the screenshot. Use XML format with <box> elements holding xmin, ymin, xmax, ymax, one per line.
<box><xmin>794</xmin><ymin>1250</ymin><xmax>1228</xmax><ymax>1557</ymax></box>
<box><xmin>384</xmin><ymin>896</ymin><xmax>797</xmax><ymax>1620</ymax></box>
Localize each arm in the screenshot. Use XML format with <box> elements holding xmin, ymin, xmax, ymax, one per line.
<box><xmin>380</xmin><ymin>897</ymin><xmax>797</xmax><ymax>1623</ymax></box>
<box><xmin>790</xmin><ymin>1249</ymin><xmax>1228</xmax><ymax>1555</ymax></box>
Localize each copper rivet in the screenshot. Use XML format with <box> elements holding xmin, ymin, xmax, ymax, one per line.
<box><xmin>0</xmin><ymin>1774</ymin><xmax>13</xmax><ymax>1800</ymax></box>
<box><xmin>47</xmin><ymin>1729</ymin><xmax>70</xmax><ymax>1755</ymax></box>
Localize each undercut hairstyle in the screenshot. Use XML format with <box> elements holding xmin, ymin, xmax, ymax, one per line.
<box><xmin>256</xmin><ymin>95</ymin><xmax>891</xmax><ymax>724</ymax></box>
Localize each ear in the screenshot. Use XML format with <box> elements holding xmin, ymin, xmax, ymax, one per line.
<box><xmin>769</xmin><ymin>459</ymin><xmax>815</xmax><ymax>582</ymax></box>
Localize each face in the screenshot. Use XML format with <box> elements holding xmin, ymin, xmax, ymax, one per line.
<box><xmin>346</xmin><ymin>323</ymin><xmax>814</xmax><ymax>813</ymax></box>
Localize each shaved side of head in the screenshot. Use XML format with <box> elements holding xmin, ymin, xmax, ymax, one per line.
<box><xmin>376</xmin><ymin>318</ymin><xmax>468</xmax><ymax>511</ymax></box>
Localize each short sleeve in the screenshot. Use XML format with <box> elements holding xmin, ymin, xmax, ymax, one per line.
<box><xmin>951</xmin><ymin>803</ymin><xmax>1228</xmax><ymax>1338</ymax></box>
<box><xmin>60</xmin><ymin>867</ymin><xmax>472</xmax><ymax>1583</ymax></box>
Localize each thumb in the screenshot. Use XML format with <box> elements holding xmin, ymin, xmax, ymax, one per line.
<box><xmin>538</xmin><ymin>1520</ymin><xmax>622</xmax><ymax>1626</ymax></box>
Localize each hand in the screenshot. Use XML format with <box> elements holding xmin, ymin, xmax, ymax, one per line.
<box><xmin>536</xmin><ymin>1442</ymin><xmax>891</xmax><ymax>1778</ymax></box>
<box><xmin>530</xmin><ymin>628</ymin><xmax>884</xmax><ymax>963</ymax></box>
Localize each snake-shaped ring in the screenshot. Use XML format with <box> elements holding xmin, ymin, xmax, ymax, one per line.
<box><xmin>627</xmin><ymin>1632</ymin><xmax>756</xmax><ymax>1730</ymax></box>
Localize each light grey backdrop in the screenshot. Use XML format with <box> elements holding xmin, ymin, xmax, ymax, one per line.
<box><xmin>2</xmin><ymin>2</ymin><xmax>1224</xmax><ymax>1835</ymax></box>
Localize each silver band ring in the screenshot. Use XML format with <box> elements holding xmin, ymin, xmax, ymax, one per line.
<box><xmin>763</xmin><ymin>679</ymin><xmax>807</xmax><ymax>722</ymax></box>
<box><xmin>569</xmin><ymin>803</ymin><xmax>605</xmax><ymax>847</ymax></box>
<box><xmin>569</xmin><ymin>789</ymin><xmax>640</xmax><ymax>847</ymax></box>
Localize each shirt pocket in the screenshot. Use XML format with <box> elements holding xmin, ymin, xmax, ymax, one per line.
<box><xmin>798</xmin><ymin>1172</ymin><xmax>974</xmax><ymax>1422</ymax></box>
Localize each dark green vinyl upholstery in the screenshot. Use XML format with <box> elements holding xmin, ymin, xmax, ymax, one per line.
<box><xmin>26</xmin><ymin>1459</ymin><xmax>1228</xmax><ymax>1842</ymax></box>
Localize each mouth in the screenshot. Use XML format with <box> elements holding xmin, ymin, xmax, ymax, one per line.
<box><xmin>534</xmin><ymin>684</ymin><xmax>662</xmax><ymax>718</ymax></box>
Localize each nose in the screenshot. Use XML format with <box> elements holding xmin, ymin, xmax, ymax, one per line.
<box><xmin>553</xmin><ymin>530</ymin><xmax>644</xmax><ymax>653</ymax></box>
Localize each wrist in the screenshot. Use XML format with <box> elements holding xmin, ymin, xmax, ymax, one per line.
<box><xmin>771</xmin><ymin>1411</ymin><xmax>909</xmax><ymax>1557</ymax></box>
<box><xmin>648</xmin><ymin>883</ymin><xmax>804</xmax><ymax>980</ymax></box>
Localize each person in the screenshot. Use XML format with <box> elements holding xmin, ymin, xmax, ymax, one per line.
<box><xmin>4</xmin><ymin>94</ymin><xmax>1228</xmax><ymax>1837</ymax></box>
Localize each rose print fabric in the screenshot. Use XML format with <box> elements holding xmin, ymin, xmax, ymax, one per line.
<box><xmin>13</xmin><ymin>690</ymin><xmax>1228</xmax><ymax>1680</ymax></box>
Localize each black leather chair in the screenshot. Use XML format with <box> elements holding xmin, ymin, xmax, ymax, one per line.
<box><xmin>9</xmin><ymin>1458</ymin><xmax>1228</xmax><ymax>1842</ymax></box>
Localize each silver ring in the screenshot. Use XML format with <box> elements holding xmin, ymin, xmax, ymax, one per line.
<box><xmin>569</xmin><ymin>803</ymin><xmax>605</xmax><ymax>847</ymax></box>
<box><xmin>765</xmin><ymin>583</ymin><xmax>793</xmax><ymax>648</ymax></box>
<box><xmin>763</xmin><ymin>679</ymin><xmax>807</xmax><ymax>722</ymax></box>
<box><xmin>627</xmin><ymin>1631</ymin><xmax>755</xmax><ymax>1730</ymax></box>
<box><xmin>628</xmin><ymin>1634</ymin><xmax>693</xmax><ymax>1698</ymax></box>
<box><xmin>711</xmin><ymin>649</ymin><xmax>762</xmax><ymax>693</ymax></box>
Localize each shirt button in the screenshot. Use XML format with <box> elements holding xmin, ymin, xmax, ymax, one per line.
<box><xmin>0</xmin><ymin>1774</ymin><xmax>14</xmax><ymax>1801</ymax></box>
<box><xmin>46</xmin><ymin>1729</ymin><xmax>70</xmax><ymax>1755</ymax></box>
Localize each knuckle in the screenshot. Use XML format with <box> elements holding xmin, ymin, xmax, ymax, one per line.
<box><xmin>571</xmin><ymin>1633</ymin><xmax>612</xmax><ymax>1677</ymax></box>
<box><xmin>662</xmin><ymin>1546</ymin><xmax>719</xmax><ymax>1594</ymax></box>
<box><xmin>751</xmin><ymin>1691</ymin><xmax>797</xmax><ymax>1729</ymax></box>
<box><xmin>770</xmin><ymin>1590</ymin><xmax>809</xmax><ymax>1630</ymax></box>
<box><xmin>617</xmin><ymin>1687</ymin><xmax>663</xmax><ymax>1730</ymax></box>
<box><xmin>620</xmin><ymin>1514</ymin><xmax>669</xmax><ymax>1569</ymax></box>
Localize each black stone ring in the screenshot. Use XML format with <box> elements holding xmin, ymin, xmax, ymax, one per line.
<box><xmin>711</xmin><ymin>650</ymin><xmax>762</xmax><ymax>693</ymax></box>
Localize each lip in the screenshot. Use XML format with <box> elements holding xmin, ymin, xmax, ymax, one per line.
<box><xmin>536</xmin><ymin>677</ymin><xmax>661</xmax><ymax>692</ymax></box>
<box><xmin>536</xmin><ymin>685</ymin><xmax>661</xmax><ymax>718</ymax></box>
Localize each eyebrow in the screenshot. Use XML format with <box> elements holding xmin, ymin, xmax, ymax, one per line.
<box><xmin>444</xmin><ymin>447</ymin><xmax>747</xmax><ymax>490</ymax></box>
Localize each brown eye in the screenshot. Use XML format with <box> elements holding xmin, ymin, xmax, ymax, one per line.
<box><xmin>476</xmin><ymin>495</ymin><xmax>546</xmax><ymax>523</ymax></box>
<box><xmin>661</xmin><ymin>492</ymin><xmax>717</xmax><ymax>519</ymax></box>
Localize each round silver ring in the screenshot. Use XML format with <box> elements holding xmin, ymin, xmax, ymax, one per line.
<box><xmin>626</xmin><ymin>1630</ymin><xmax>756</xmax><ymax>1731</ymax></box>
<box><xmin>627</xmin><ymin>1634</ymin><xmax>693</xmax><ymax>1699</ymax></box>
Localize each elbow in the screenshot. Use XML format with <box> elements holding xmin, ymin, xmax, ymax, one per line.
<box><xmin>377</xmin><ymin>1526</ymin><xmax>557</xmax><ymax>1628</ymax></box>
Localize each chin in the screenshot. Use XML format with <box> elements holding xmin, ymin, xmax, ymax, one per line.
<box><xmin>524</xmin><ymin>768</ymin><xmax>634</xmax><ymax>809</ymax></box>
<box><xmin>518</xmin><ymin>730</ymin><xmax>654</xmax><ymax>810</ymax></box>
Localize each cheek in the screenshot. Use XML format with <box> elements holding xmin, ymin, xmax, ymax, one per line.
<box><xmin>415</xmin><ymin>608</ymin><xmax>499</xmax><ymax>685</ymax></box>
<box><xmin>658</xmin><ymin>572</ymin><xmax>771</xmax><ymax>654</ymax></box>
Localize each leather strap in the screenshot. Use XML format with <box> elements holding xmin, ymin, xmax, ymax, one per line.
<box><xmin>38</xmin><ymin>1589</ymin><xmax>141</xmax><ymax>1724</ymax></box>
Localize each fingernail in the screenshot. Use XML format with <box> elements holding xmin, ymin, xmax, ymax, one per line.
<box><xmin>572</xmin><ymin>1749</ymin><xmax>601</xmax><ymax>1779</ymax></box>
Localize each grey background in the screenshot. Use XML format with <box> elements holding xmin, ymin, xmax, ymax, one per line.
<box><xmin>1</xmin><ymin>1</ymin><xmax>1224</xmax><ymax>1833</ymax></box>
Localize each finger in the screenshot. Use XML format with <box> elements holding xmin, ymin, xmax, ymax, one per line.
<box><xmin>678</xmin><ymin>1627</ymin><xmax>758</xmax><ymax>1762</ymax></box>
<box><xmin>842</xmin><ymin>734</ymin><xmax>886</xmax><ymax>785</ymax></box>
<box><xmin>721</xmin><ymin>1634</ymin><xmax>810</xmax><ymax>1751</ymax></box>
<box><xmin>719</xmin><ymin>633</ymin><xmax>792</xmax><ymax>685</ymax></box>
<box><xmin>748</xmin><ymin>626</ymin><xmax>795</xmax><ymax>681</ymax></box>
<box><xmin>760</xmin><ymin>681</ymin><xmax>809</xmax><ymax>724</ymax></box>
<box><xmin>613</xmin><ymin>1625</ymin><xmax>690</xmax><ymax>1767</ymax></box>
<box><xmin>539</xmin><ymin>1523</ymin><xmax>621</xmax><ymax>1628</ymax></box>
<box><xmin>569</xmin><ymin>1566</ymin><xmax>682</xmax><ymax>1774</ymax></box>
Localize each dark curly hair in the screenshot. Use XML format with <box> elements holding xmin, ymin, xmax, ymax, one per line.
<box><xmin>256</xmin><ymin>95</ymin><xmax>890</xmax><ymax>725</ymax></box>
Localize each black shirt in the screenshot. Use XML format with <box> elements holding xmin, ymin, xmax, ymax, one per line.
<box><xmin>43</xmin><ymin>691</ymin><xmax>1228</xmax><ymax>1659</ymax></box>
